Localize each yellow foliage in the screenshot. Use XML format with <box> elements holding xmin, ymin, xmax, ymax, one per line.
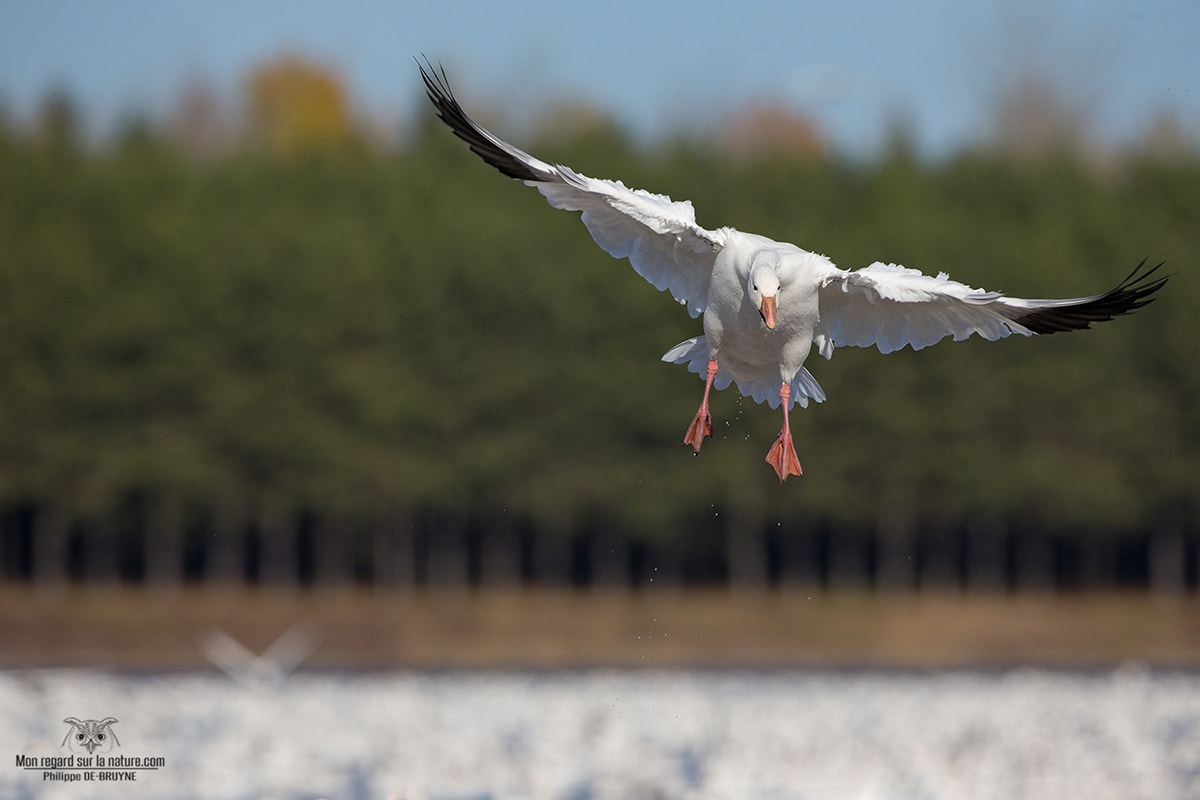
<box><xmin>245</xmin><ymin>53</ymin><xmax>351</xmax><ymax>156</ymax></box>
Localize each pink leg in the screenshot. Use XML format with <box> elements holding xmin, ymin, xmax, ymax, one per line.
<box><xmin>684</xmin><ymin>360</ymin><xmax>719</xmax><ymax>452</ymax></box>
<box><xmin>765</xmin><ymin>383</ymin><xmax>803</xmax><ymax>482</ymax></box>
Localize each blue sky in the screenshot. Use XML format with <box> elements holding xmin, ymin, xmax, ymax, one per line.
<box><xmin>2</xmin><ymin>0</ymin><xmax>1197</xmax><ymax>157</ymax></box>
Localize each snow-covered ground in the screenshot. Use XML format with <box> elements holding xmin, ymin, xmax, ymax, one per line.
<box><xmin>3</xmin><ymin>666</ymin><xmax>1200</xmax><ymax>800</ymax></box>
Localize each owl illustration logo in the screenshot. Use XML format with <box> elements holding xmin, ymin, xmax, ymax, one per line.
<box><xmin>61</xmin><ymin>717</ymin><xmax>120</xmax><ymax>754</ymax></box>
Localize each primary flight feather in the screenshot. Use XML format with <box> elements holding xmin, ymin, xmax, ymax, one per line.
<box><xmin>419</xmin><ymin>61</ymin><xmax>1168</xmax><ymax>482</ymax></box>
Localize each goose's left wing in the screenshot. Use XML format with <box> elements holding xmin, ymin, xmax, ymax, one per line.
<box><xmin>812</xmin><ymin>260</ymin><xmax>1167</xmax><ymax>358</ymax></box>
<box><xmin>420</xmin><ymin>61</ymin><xmax>726</xmax><ymax>318</ymax></box>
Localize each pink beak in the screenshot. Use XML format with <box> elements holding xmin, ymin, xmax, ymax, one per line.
<box><xmin>760</xmin><ymin>295</ymin><xmax>777</xmax><ymax>329</ymax></box>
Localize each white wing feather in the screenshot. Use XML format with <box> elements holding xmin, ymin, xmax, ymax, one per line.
<box><xmin>813</xmin><ymin>262</ymin><xmax>1036</xmax><ymax>358</ymax></box>
<box><xmin>813</xmin><ymin>260</ymin><xmax>1168</xmax><ymax>358</ymax></box>
<box><xmin>533</xmin><ymin>166</ymin><xmax>727</xmax><ymax>318</ymax></box>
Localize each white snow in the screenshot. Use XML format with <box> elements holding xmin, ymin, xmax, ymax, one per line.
<box><xmin>3</xmin><ymin>667</ymin><xmax>1200</xmax><ymax>800</ymax></box>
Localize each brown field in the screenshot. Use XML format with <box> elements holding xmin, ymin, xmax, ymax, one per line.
<box><xmin>3</xmin><ymin>585</ymin><xmax>1200</xmax><ymax>670</ymax></box>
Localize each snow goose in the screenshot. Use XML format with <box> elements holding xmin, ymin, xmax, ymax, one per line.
<box><xmin>419</xmin><ymin>62</ymin><xmax>1168</xmax><ymax>482</ymax></box>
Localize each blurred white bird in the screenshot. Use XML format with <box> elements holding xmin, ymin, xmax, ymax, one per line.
<box><xmin>200</xmin><ymin>622</ymin><xmax>318</xmax><ymax>689</ymax></box>
<box><xmin>419</xmin><ymin>62</ymin><xmax>1168</xmax><ymax>481</ymax></box>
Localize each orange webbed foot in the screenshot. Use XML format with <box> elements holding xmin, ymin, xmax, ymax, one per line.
<box><xmin>684</xmin><ymin>405</ymin><xmax>712</xmax><ymax>452</ymax></box>
<box><xmin>683</xmin><ymin>359</ymin><xmax>720</xmax><ymax>453</ymax></box>
<box><xmin>765</xmin><ymin>430</ymin><xmax>803</xmax><ymax>482</ymax></box>
<box><xmin>766</xmin><ymin>382</ymin><xmax>803</xmax><ymax>482</ymax></box>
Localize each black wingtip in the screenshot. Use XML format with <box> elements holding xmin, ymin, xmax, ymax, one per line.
<box><xmin>416</xmin><ymin>57</ymin><xmax>545</xmax><ymax>183</ymax></box>
<box><xmin>1011</xmin><ymin>259</ymin><xmax>1171</xmax><ymax>335</ymax></box>
<box><xmin>416</xmin><ymin>55</ymin><xmax>454</xmax><ymax>115</ymax></box>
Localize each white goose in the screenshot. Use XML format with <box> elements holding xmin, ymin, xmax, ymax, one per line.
<box><xmin>419</xmin><ymin>63</ymin><xmax>1168</xmax><ymax>482</ymax></box>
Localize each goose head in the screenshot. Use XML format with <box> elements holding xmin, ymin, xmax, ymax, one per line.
<box><xmin>748</xmin><ymin>263</ymin><xmax>781</xmax><ymax>329</ymax></box>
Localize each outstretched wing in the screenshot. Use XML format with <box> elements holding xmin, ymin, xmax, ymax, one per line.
<box><xmin>420</xmin><ymin>61</ymin><xmax>726</xmax><ymax>318</ymax></box>
<box><xmin>812</xmin><ymin>260</ymin><xmax>1168</xmax><ymax>358</ymax></box>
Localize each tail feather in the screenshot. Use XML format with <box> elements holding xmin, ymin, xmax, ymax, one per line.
<box><xmin>662</xmin><ymin>336</ymin><xmax>826</xmax><ymax>409</ymax></box>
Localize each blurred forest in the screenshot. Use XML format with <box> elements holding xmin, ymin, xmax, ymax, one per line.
<box><xmin>0</xmin><ymin>55</ymin><xmax>1196</xmax><ymax>588</ymax></box>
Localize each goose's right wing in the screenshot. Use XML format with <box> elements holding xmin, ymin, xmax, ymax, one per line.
<box><xmin>420</xmin><ymin>61</ymin><xmax>726</xmax><ymax>318</ymax></box>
